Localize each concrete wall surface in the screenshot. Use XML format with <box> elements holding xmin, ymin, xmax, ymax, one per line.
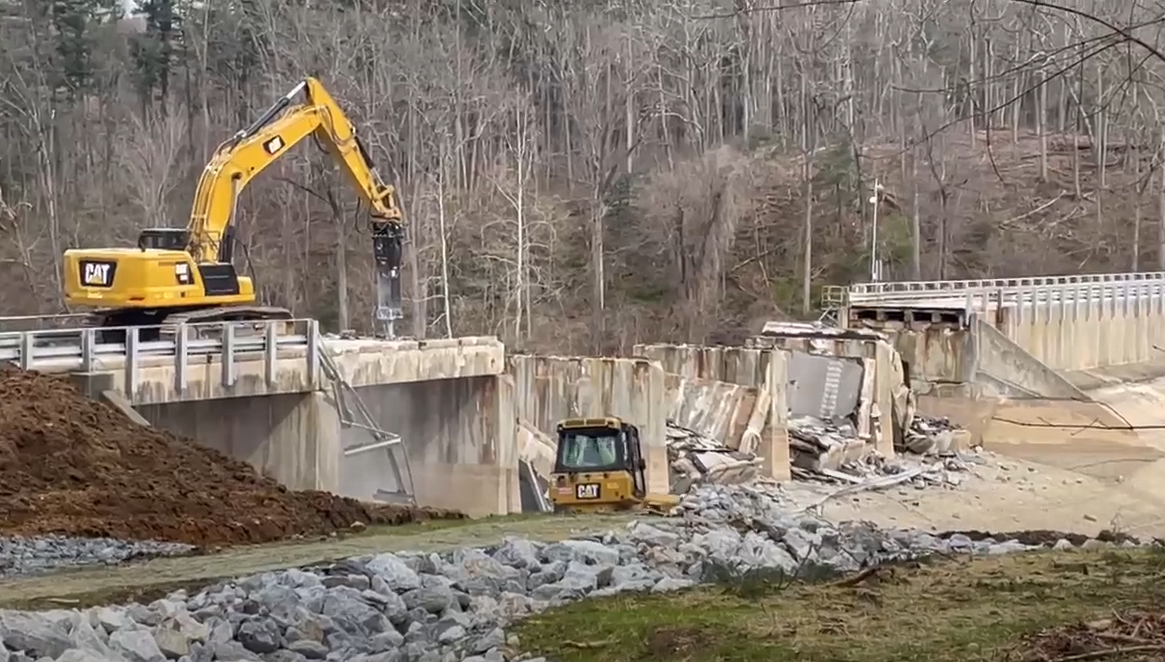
<box><xmin>786</xmin><ymin>351</ymin><xmax>863</xmax><ymax>420</ymax></box>
<box><xmin>353</xmin><ymin>375</ymin><xmax>517</xmax><ymax>517</ymax></box>
<box><xmin>137</xmin><ymin>391</ymin><xmax>339</xmax><ymax>493</ymax></box>
<box><xmin>68</xmin><ymin>336</ymin><xmax>505</xmax><ymax>405</ymax></box>
<box><xmin>888</xmin><ymin>326</ymin><xmax>974</xmax><ymax>389</ymax></box>
<box><xmin>72</xmin><ymin>353</ymin><xmax>320</xmax><ymax>405</ymax></box>
<box><xmin>329</xmin><ymin>337</ymin><xmax>505</xmax><ymax>387</ymax></box>
<box><xmin>974</xmin><ymin>318</ymin><xmax>1087</xmax><ymax>399</ymax></box>
<box><xmin>998</xmin><ymin>293</ymin><xmax>1165</xmax><ymax>371</ymax></box>
<box><xmin>753</xmin><ymin>333</ymin><xmax>897</xmax><ymax>456</ymax></box>
<box><xmin>633</xmin><ymin>344</ymin><xmax>790</xmax><ymax>480</ymax></box>
<box><xmin>517</xmin><ymin>419</ymin><xmax>557</xmax><ymax>479</ymax></box>
<box><xmin>663</xmin><ymin>374</ymin><xmax>770</xmax><ymax>454</ymax></box>
<box><xmin>139</xmin><ymin>374</ymin><xmax>519</xmax><ymax>517</ymax></box>
<box><xmin>508</xmin><ymin>356</ymin><xmax>669</xmax><ymax>495</ymax></box>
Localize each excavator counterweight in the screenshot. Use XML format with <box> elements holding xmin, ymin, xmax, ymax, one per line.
<box><xmin>62</xmin><ymin>77</ymin><xmax>405</xmax><ymax>339</ymax></box>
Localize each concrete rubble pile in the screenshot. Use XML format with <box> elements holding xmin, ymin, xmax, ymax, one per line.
<box><xmin>787</xmin><ymin>415</ymin><xmax>865</xmax><ymax>472</ymax></box>
<box><xmin>901</xmin><ymin>414</ymin><xmax>973</xmax><ymax>456</ymax></box>
<box><xmin>666</xmin><ymin>422</ymin><xmax>761</xmax><ymax>493</ymax></box>
<box><xmin>0</xmin><ymin>484</ymin><xmax>1139</xmax><ymax>662</ymax></box>
<box><xmin>788</xmin><ymin>413</ymin><xmax>977</xmax><ymax>491</ymax></box>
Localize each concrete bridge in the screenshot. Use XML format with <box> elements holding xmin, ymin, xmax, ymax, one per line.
<box><xmin>824</xmin><ymin>271</ymin><xmax>1165</xmax><ymax>389</ymax></box>
<box><xmin>6</xmin><ymin>314</ymin><xmax>916</xmax><ymax>518</ymax></box>
<box><xmin>2</xmin><ymin>320</ymin><xmax>514</xmax><ymax>516</ymax></box>
<box><xmin>824</xmin><ymin>271</ymin><xmax>1165</xmax><ymax>464</ymax></box>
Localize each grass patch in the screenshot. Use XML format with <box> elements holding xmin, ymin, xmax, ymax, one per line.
<box><xmin>343</xmin><ymin>512</ymin><xmax>542</xmax><ymax>539</ymax></box>
<box><xmin>515</xmin><ymin>547</ymin><xmax>1165</xmax><ymax>662</ymax></box>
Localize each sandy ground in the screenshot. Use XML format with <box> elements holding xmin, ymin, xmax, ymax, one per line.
<box><xmin>804</xmin><ymin>373</ymin><xmax>1165</xmax><ymax>539</ymax></box>
<box><xmin>789</xmin><ymin>454</ymin><xmax>1165</xmax><ymax>538</ymax></box>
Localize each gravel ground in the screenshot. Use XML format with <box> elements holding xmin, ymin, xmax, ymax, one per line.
<box><xmin>0</xmin><ymin>536</ymin><xmax>195</xmax><ymax>578</ymax></box>
<box><xmin>0</xmin><ymin>483</ymin><xmax>1143</xmax><ymax>662</ymax></box>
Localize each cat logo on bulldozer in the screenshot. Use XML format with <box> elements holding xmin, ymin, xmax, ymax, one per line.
<box><xmin>575</xmin><ymin>483</ymin><xmax>600</xmax><ymax>499</ymax></box>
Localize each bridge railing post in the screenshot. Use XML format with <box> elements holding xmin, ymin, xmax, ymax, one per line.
<box><xmin>124</xmin><ymin>327</ymin><xmax>140</xmax><ymax>399</ymax></box>
<box><xmin>79</xmin><ymin>328</ymin><xmax>95</xmax><ymax>372</ymax></box>
<box><xmin>264</xmin><ymin>321</ymin><xmax>278</xmax><ymax>387</ymax></box>
<box><xmin>174</xmin><ymin>324</ymin><xmax>188</xmax><ymax>396</ymax></box>
<box><xmin>18</xmin><ymin>331</ymin><xmax>33</xmax><ymax>371</ymax></box>
<box><xmin>306</xmin><ymin>319</ymin><xmax>320</xmax><ymax>389</ymax></box>
<box><xmin>221</xmin><ymin>322</ymin><xmax>236</xmax><ymax>388</ymax></box>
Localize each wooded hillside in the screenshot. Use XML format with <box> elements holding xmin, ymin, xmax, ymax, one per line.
<box><xmin>1</xmin><ymin>0</ymin><xmax>1161</xmax><ymax>352</ymax></box>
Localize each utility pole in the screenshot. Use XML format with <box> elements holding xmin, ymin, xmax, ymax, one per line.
<box><xmin>868</xmin><ymin>179</ymin><xmax>883</xmax><ymax>282</ymax></box>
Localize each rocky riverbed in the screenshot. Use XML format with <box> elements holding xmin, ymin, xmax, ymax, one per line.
<box><xmin>0</xmin><ymin>484</ymin><xmax>1141</xmax><ymax>662</ymax></box>
<box><xmin>0</xmin><ymin>536</ymin><xmax>195</xmax><ymax>578</ymax></box>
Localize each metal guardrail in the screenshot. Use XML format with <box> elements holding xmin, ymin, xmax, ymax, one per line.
<box><xmin>0</xmin><ymin>319</ymin><xmax>321</xmax><ymax>396</ymax></box>
<box><xmin>822</xmin><ymin>271</ymin><xmax>1165</xmax><ymax>307</ymax></box>
<box><xmin>0</xmin><ymin>313</ymin><xmax>94</xmax><ymax>332</ymax></box>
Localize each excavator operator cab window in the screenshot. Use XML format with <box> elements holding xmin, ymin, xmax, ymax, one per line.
<box><xmin>136</xmin><ymin>227</ymin><xmax>236</xmax><ymax>264</ymax></box>
<box><xmin>137</xmin><ymin>228</ymin><xmax>189</xmax><ymax>252</ymax></box>
<box><xmin>555</xmin><ymin>427</ymin><xmax>625</xmax><ymax>473</ymax></box>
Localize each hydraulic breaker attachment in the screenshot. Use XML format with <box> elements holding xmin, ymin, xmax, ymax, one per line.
<box><xmin>373</xmin><ymin>220</ymin><xmax>404</xmax><ymax>338</ymax></box>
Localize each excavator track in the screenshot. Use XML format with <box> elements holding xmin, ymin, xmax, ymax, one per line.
<box><xmin>158</xmin><ymin>305</ymin><xmax>294</xmax><ymax>326</ymax></box>
<box><xmin>87</xmin><ymin>305</ymin><xmax>294</xmax><ymax>343</ymax></box>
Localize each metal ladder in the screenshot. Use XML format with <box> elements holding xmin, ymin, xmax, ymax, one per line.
<box><xmin>317</xmin><ymin>337</ymin><xmax>416</xmax><ymax>505</ymax></box>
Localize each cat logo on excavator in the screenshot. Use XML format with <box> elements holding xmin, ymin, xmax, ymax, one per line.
<box><xmin>548</xmin><ymin>416</ymin><xmax>679</xmax><ymax>515</ymax></box>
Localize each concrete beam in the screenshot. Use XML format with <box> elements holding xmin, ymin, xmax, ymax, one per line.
<box><xmin>328</xmin><ymin>336</ymin><xmax>505</xmax><ymax>387</ymax></box>
<box><xmin>66</xmin><ymin>336</ymin><xmax>504</xmax><ymax>405</ymax></box>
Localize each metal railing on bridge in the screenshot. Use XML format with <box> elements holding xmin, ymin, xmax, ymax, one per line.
<box><xmin>822</xmin><ymin>271</ymin><xmax>1165</xmax><ymax>308</ymax></box>
<box><xmin>0</xmin><ymin>318</ymin><xmax>321</xmax><ymax>394</ymax></box>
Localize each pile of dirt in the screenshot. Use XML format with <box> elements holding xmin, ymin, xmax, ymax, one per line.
<box><xmin>0</xmin><ymin>366</ymin><xmax>464</xmax><ymax>547</ymax></box>
<box><xmin>1013</xmin><ymin>611</ymin><xmax>1165</xmax><ymax>661</ymax></box>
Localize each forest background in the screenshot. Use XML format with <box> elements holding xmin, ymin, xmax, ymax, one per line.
<box><xmin>1</xmin><ymin>0</ymin><xmax>1160</xmax><ymax>353</ymax></box>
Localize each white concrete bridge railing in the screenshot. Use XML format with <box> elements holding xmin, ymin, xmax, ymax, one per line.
<box><xmin>822</xmin><ymin>271</ymin><xmax>1165</xmax><ymax>310</ymax></box>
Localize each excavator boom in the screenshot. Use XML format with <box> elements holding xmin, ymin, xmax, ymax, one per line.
<box><xmin>187</xmin><ymin>77</ymin><xmax>405</xmax><ymax>335</ymax></box>
<box><xmin>62</xmin><ymin>77</ymin><xmax>406</xmax><ymax>338</ymax></box>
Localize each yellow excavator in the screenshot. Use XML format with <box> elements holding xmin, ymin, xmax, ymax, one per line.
<box><xmin>549</xmin><ymin>416</ymin><xmax>680</xmax><ymax>515</ymax></box>
<box><xmin>62</xmin><ymin>77</ymin><xmax>405</xmax><ymax>339</ymax></box>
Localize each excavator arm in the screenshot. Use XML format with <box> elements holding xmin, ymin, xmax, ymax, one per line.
<box><xmin>187</xmin><ymin>77</ymin><xmax>405</xmax><ymax>336</ymax></box>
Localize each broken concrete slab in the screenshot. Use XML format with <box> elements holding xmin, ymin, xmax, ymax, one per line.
<box><xmin>787</xmin><ymin>416</ymin><xmax>869</xmax><ymax>472</ymax></box>
<box><xmin>667</xmin><ymin>421</ymin><xmax>762</xmax><ymax>491</ymax></box>
<box><xmin>662</xmin><ymin>374</ymin><xmax>768</xmax><ymax>453</ymax></box>
<box><xmin>517</xmin><ymin>418</ymin><xmax>556</xmax><ymax>479</ymax></box>
<box><xmin>903</xmin><ymin>414</ymin><xmax>974</xmax><ymax>455</ymax></box>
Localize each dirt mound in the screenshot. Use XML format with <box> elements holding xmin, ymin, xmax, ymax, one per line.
<box><xmin>1012</xmin><ymin>611</ymin><xmax>1165</xmax><ymax>661</ymax></box>
<box><xmin>0</xmin><ymin>367</ymin><xmax>464</xmax><ymax>546</ymax></box>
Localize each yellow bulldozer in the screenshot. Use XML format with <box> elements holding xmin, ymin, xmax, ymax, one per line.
<box><xmin>548</xmin><ymin>416</ymin><xmax>679</xmax><ymax>514</ymax></box>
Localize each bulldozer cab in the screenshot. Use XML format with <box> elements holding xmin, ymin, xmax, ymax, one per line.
<box><xmin>552</xmin><ymin>417</ymin><xmax>646</xmax><ymax>508</ymax></box>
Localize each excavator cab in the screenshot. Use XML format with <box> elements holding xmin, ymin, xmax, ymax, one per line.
<box><xmin>549</xmin><ymin>416</ymin><xmax>658</xmax><ymax>513</ymax></box>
